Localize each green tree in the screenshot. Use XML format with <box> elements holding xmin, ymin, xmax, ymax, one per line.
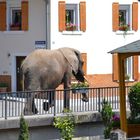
<box><xmin>18</xmin><ymin>114</ymin><xmax>29</xmax><ymax>140</ymax></box>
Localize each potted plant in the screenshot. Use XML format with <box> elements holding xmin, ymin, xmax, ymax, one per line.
<box><xmin>127</xmin><ymin>82</ymin><xmax>140</xmax><ymax>137</ymax></box>
<box><xmin>0</xmin><ymin>82</ymin><xmax>8</xmax><ymax>92</ymax></box>
<box><xmin>71</xmin><ymin>81</ymin><xmax>89</xmax><ymax>94</ymax></box>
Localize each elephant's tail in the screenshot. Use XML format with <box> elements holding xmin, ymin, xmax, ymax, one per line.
<box><xmin>20</xmin><ymin>64</ymin><xmax>25</xmax><ymax>91</ymax></box>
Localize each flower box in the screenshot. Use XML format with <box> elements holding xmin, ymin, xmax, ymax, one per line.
<box><xmin>10</xmin><ymin>26</ymin><xmax>21</xmax><ymax>31</ymax></box>
<box><xmin>71</xmin><ymin>82</ymin><xmax>89</xmax><ymax>94</ymax></box>
<box><xmin>119</xmin><ymin>24</ymin><xmax>130</xmax><ymax>31</ymax></box>
<box><xmin>72</xmin><ymin>88</ymin><xmax>88</xmax><ymax>94</ymax></box>
<box><xmin>66</xmin><ymin>23</ymin><xmax>77</xmax><ymax>31</ymax></box>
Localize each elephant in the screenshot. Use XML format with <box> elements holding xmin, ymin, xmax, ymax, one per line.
<box><xmin>21</xmin><ymin>47</ymin><xmax>88</xmax><ymax>115</ymax></box>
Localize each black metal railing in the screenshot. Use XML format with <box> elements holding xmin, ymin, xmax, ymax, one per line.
<box><xmin>0</xmin><ymin>86</ymin><xmax>130</xmax><ymax>119</ymax></box>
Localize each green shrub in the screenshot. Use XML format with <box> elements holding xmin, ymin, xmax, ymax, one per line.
<box><xmin>101</xmin><ymin>99</ymin><xmax>113</xmax><ymax>139</ymax></box>
<box><xmin>18</xmin><ymin>114</ymin><xmax>29</xmax><ymax>140</ymax></box>
<box><xmin>128</xmin><ymin>82</ymin><xmax>140</xmax><ymax>122</ymax></box>
<box><xmin>54</xmin><ymin>109</ymin><xmax>75</xmax><ymax>140</ymax></box>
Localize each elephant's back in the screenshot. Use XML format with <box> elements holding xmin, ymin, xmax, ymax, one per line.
<box><xmin>22</xmin><ymin>49</ymin><xmax>62</xmax><ymax>68</ymax></box>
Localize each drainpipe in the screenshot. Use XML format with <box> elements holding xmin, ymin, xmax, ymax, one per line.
<box><xmin>45</xmin><ymin>0</ymin><xmax>51</xmax><ymax>49</ymax></box>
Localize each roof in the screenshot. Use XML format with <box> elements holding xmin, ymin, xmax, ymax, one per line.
<box><xmin>109</xmin><ymin>39</ymin><xmax>140</xmax><ymax>54</ymax></box>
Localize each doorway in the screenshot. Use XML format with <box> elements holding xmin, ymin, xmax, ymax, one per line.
<box><xmin>16</xmin><ymin>56</ymin><xmax>25</xmax><ymax>91</ymax></box>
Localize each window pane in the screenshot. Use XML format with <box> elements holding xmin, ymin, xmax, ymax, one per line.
<box><xmin>119</xmin><ymin>10</ymin><xmax>126</xmax><ymax>25</ymax></box>
<box><xmin>10</xmin><ymin>9</ymin><xmax>21</xmax><ymax>30</ymax></box>
<box><xmin>125</xmin><ymin>57</ymin><xmax>133</xmax><ymax>80</ymax></box>
<box><xmin>12</xmin><ymin>9</ymin><xmax>21</xmax><ymax>26</ymax></box>
<box><xmin>66</xmin><ymin>10</ymin><xmax>74</xmax><ymax>24</ymax></box>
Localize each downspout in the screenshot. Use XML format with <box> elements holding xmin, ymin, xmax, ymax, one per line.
<box><xmin>45</xmin><ymin>0</ymin><xmax>51</xmax><ymax>49</ymax></box>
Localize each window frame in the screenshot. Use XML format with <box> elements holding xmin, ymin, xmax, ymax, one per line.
<box><xmin>119</xmin><ymin>4</ymin><xmax>131</xmax><ymax>31</ymax></box>
<box><xmin>65</xmin><ymin>4</ymin><xmax>79</xmax><ymax>31</ymax></box>
<box><xmin>9</xmin><ymin>7</ymin><xmax>21</xmax><ymax>30</ymax></box>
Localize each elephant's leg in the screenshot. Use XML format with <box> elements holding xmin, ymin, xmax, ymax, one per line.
<box><xmin>32</xmin><ymin>98</ymin><xmax>38</xmax><ymax>114</ymax></box>
<box><xmin>48</xmin><ymin>90</ymin><xmax>55</xmax><ymax>107</ymax></box>
<box><xmin>63</xmin><ymin>90</ymin><xmax>70</xmax><ymax>110</ymax></box>
<box><xmin>63</xmin><ymin>74</ymin><xmax>71</xmax><ymax>110</ymax></box>
<box><xmin>24</xmin><ymin>93</ymin><xmax>38</xmax><ymax>115</ymax></box>
<box><xmin>81</xmin><ymin>93</ymin><xmax>89</xmax><ymax>102</ymax></box>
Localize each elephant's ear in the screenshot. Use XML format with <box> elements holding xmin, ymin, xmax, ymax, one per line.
<box><xmin>59</xmin><ymin>48</ymin><xmax>83</xmax><ymax>74</ymax></box>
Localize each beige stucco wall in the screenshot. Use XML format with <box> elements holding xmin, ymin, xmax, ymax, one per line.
<box><xmin>0</xmin><ymin>0</ymin><xmax>46</xmax><ymax>75</ymax></box>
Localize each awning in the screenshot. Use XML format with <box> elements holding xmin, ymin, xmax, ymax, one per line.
<box><xmin>109</xmin><ymin>39</ymin><xmax>140</xmax><ymax>54</ymax></box>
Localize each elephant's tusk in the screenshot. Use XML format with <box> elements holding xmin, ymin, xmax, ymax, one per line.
<box><xmin>84</xmin><ymin>76</ymin><xmax>89</xmax><ymax>83</ymax></box>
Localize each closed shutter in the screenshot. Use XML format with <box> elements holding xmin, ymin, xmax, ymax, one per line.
<box><xmin>0</xmin><ymin>2</ymin><xmax>6</xmax><ymax>31</ymax></box>
<box><xmin>80</xmin><ymin>2</ymin><xmax>86</xmax><ymax>32</ymax></box>
<box><xmin>133</xmin><ymin>56</ymin><xmax>139</xmax><ymax>81</ymax></box>
<box><xmin>22</xmin><ymin>1</ymin><xmax>28</xmax><ymax>31</ymax></box>
<box><xmin>58</xmin><ymin>1</ymin><xmax>65</xmax><ymax>32</ymax></box>
<box><xmin>132</xmin><ymin>2</ymin><xmax>138</xmax><ymax>31</ymax></box>
<box><xmin>113</xmin><ymin>53</ymin><xmax>119</xmax><ymax>81</ymax></box>
<box><xmin>112</xmin><ymin>2</ymin><xmax>119</xmax><ymax>31</ymax></box>
<box><xmin>81</xmin><ymin>53</ymin><xmax>87</xmax><ymax>75</ymax></box>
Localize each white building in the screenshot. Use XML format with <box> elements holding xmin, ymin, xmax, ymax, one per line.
<box><xmin>0</xmin><ymin>0</ymin><xmax>139</xmax><ymax>91</ymax></box>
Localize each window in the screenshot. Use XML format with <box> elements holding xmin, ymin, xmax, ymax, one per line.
<box><xmin>65</xmin><ymin>4</ymin><xmax>78</xmax><ymax>31</ymax></box>
<box><xmin>58</xmin><ymin>1</ymin><xmax>86</xmax><ymax>32</ymax></box>
<box><xmin>0</xmin><ymin>1</ymin><xmax>28</xmax><ymax>31</ymax></box>
<box><xmin>112</xmin><ymin>2</ymin><xmax>138</xmax><ymax>32</ymax></box>
<box><xmin>124</xmin><ymin>57</ymin><xmax>133</xmax><ymax>80</ymax></box>
<box><xmin>119</xmin><ymin>5</ymin><xmax>130</xmax><ymax>31</ymax></box>
<box><xmin>10</xmin><ymin>8</ymin><xmax>21</xmax><ymax>31</ymax></box>
<box><xmin>113</xmin><ymin>54</ymin><xmax>138</xmax><ymax>81</ymax></box>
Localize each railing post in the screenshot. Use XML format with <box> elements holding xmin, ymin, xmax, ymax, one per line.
<box><xmin>5</xmin><ymin>93</ymin><xmax>7</xmax><ymax>119</ymax></box>
<box><xmin>98</xmin><ymin>88</ymin><xmax>101</xmax><ymax>112</ymax></box>
<box><xmin>54</xmin><ymin>91</ymin><xmax>56</xmax><ymax>116</ymax></box>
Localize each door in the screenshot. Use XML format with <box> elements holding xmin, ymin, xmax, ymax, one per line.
<box><xmin>16</xmin><ymin>56</ymin><xmax>25</xmax><ymax>91</ymax></box>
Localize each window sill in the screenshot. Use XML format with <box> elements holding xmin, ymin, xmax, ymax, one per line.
<box><xmin>125</xmin><ymin>79</ymin><xmax>135</xmax><ymax>83</ymax></box>
<box><xmin>3</xmin><ymin>31</ymin><xmax>25</xmax><ymax>34</ymax></box>
<box><xmin>62</xmin><ymin>31</ymin><xmax>83</xmax><ymax>35</ymax></box>
<box><xmin>115</xmin><ymin>30</ymin><xmax>135</xmax><ymax>35</ymax></box>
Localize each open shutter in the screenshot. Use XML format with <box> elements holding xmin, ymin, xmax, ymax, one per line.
<box><xmin>22</xmin><ymin>1</ymin><xmax>28</xmax><ymax>31</ymax></box>
<box><xmin>133</xmin><ymin>56</ymin><xmax>139</xmax><ymax>81</ymax></box>
<box><xmin>0</xmin><ymin>2</ymin><xmax>6</xmax><ymax>31</ymax></box>
<box><xmin>81</xmin><ymin>53</ymin><xmax>87</xmax><ymax>75</ymax></box>
<box><xmin>58</xmin><ymin>1</ymin><xmax>65</xmax><ymax>32</ymax></box>
<box><xmin>113</xmin><ymin>53</ymin><xmax>119</xmax><ymax>81</ymax></box>
<box><xmin>132</xmin><ymin>2</ymin><xmax>138</xmax><ymax>31</ymax></box>
<box><xmin>112</xmin><ymin>2</ymin><xmax>119</xmax><ymax>31</ymax></box>
<box><xmin>80</xmin><ymin>2</ymin><xmax>86</xmax><ymax>32</ymax></box>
